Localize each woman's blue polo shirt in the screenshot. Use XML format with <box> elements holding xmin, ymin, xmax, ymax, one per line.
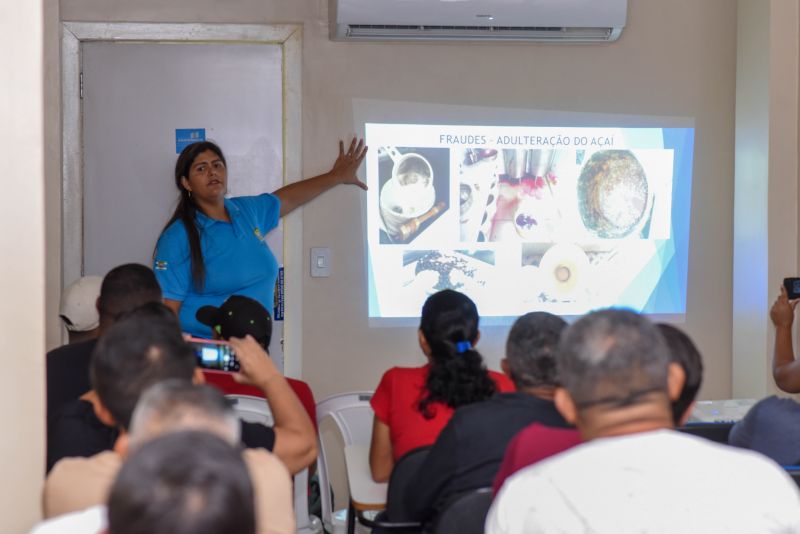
<box><xmin>154</xmin><ymin>193</ymin><xmax>281</xmax><ymax>338</ymax></box>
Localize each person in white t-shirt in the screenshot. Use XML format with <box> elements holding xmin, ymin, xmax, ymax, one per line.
<box><xmin>486</xmin><ymin>309</ymin><xmax>800</xmax><ymax>534</ymax></box>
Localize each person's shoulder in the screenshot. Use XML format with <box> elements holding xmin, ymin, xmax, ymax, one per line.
<box><xmin>47</xmin><ymin>338</ymin><xmax>96</xmax><ymax>359</ymax></box>
<box><xmin>488</xmin><ymin>370</ymin><xmax>515</xmax><ymax>392</ymax></box>
<box><xmin>49</xmin><ymin>450</ymin><xmax>121</xmax><ymax>477</ymax></box>
<box><xmin>243</xmin><ymin>448</ymin><xmax>291</xmax><ymax>481</ymax></box>
<box><xmin>51</xmin><ymin>398</ymin><xmax>96</xmax><ymax>419</ymax></box>
<box><xmin>452</xmin><ymin>393</ymin><xmax>505</xmax><ymax>419</ymax></box>
<box><xmin>379</xmin><ymin>365</ymin><xmax>429</xmax><ymax>387</ymax></box>
<box><xmin>44</xmin><ymin>452</ymin><xmax>120</xmax><ymax>519</ymax></box>
<box><xmin>229</xmin><ymin>193</ymin><xmax>279</xmax><ymax>212</ymax></box>
<box><xmin>156</xmin><ymin>219</ymin><xmax>189</xmax><ymax>246</ymax></box>
<box><xmin>752</xmin><ymin>395</ymin><xmax>800</xmax><ymax>417</ymax></box>
<box><xmin>31</xmin><ymin>505</ymin><xmax>107</xmax><ymax>534</ymax></box>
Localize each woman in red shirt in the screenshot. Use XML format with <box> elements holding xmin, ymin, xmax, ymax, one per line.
<box><xmin>369</xmin><ymin>290</ymin><xmax>514</xmax><ymax>482</ymax></box>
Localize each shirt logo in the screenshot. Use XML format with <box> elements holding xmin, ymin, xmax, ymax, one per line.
<box><xmin>154</xmin><ymin>260</ymin><xmax>168</xmax><ymax>271</ymax></box>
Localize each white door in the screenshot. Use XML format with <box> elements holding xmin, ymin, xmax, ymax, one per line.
<box><xmin>81</xmin><ymin>41</ymin><xmax>286</xmax><ymax>366</ymax></box>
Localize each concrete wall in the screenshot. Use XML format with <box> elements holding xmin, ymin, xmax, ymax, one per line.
<box><xmin>56</xmin><ymin>0</ymin><xmax>738</xmax><ymax>401</ymax></box>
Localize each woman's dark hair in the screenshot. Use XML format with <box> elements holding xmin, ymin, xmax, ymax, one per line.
<box><xmin>157</xmin><ymin>141</ymin><xmax>226</xmax><ymax>290</ymax></box>
<box><xmin>417</xmin><ymin>289</ymin><xmax>496</xmax><ymax>418</ymax></box>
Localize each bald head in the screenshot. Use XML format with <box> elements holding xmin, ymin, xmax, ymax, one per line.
<box><xmin>558</xmin><ymin>309</ymin><xmax>671</xmax><ymax>410</ymax></box>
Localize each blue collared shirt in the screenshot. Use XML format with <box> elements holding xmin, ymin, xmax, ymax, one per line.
<box><xmin>154</xmin><ymin>194</ymin><xmax>281</xmax><ymax>337</ymax></box>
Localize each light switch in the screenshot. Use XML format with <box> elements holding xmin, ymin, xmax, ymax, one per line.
<box><xmin>311</xmin><ymin>247</ymin><xmax>331</xmax><ymax>278</ymax></box>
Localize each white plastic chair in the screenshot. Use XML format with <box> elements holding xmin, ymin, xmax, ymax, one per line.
<box><xmin>316</xmin><ymin>391</ymin><xmax>375</xmax><ymax>534</ymax></box>
<box><xmin>226</xmin><ymin>394</ymin><xmax>322</xmax><ymax>534</ymax></box>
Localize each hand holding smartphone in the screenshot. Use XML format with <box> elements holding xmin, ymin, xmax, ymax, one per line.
<box><xmin>784</xmin><ymin>278</ymin><xmax>800</xmax><ymax>300</ymax></box>
<box><xmin>187</xmin><ymin>337</ymin><xmax>240</xmax><ymax>372</ymax></box>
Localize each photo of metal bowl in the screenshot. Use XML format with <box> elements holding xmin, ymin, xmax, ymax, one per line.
<box><xmin>577</xmin><ymin>150</ymin><xmax>649</xmax><ymax>239</ymax></box>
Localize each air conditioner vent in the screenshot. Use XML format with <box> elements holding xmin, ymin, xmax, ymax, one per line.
<box><xmin>331</xmin><ymin>0</ymin><xmax>627</xmax><ymax>43</ymax></box>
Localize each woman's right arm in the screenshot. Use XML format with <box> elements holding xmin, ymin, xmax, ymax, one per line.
<box><xmin>368</xmin><ymin>369</ymin><xmax>395</xmax><ymax>482</ymax></box>
<box><xmin>369</xmin><ymin>418</ymin><xmax>394</xmax><ymax>482</ymax></box>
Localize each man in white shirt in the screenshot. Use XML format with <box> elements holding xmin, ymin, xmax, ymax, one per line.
<box><xmin>486</xmin><ymin>309</ymin><xmax>800</xmax><ymax>534</ymax></box>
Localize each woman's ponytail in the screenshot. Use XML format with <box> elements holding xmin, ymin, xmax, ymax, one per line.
<box><xmin>417</xmin><ymin>290</ymin><xmax>496</xmax><ymax>418</ymax></box>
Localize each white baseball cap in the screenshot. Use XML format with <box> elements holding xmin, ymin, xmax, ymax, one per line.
<box><xmin>59</xmin><ymin>275</ymin><xmax>103</xmax><ymax>332</ymax></box>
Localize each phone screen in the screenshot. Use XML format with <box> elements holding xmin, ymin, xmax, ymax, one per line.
<box><xmin>189</xmin><ymin>340</ymin><xmax>240</xmax><ymax>372</ymax></box>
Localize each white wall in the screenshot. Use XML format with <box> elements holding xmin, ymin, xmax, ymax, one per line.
<box><xmin>733</xmin><ymin>0</ymin><xmax>800</xmax><ymax>398</ymax></box>
<box><xmin>56</xmin><ymin>0</ymin><xmax>739</xmax><ymax>400</ymax></box>
<box><xmin>0</xmin><ymin>0</ymin><xmax>47</xmax><ymax>530</ymax></box>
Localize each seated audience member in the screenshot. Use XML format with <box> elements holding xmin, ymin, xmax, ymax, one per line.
<box><xmin>47</xmin><ymin>264</ymin><xmax>162</xmax><ymax>470</ymax></box>
<box><xmin>51</xmin><ymin>299</ymin><xmax>312</xmax><ymax>474</ymax></box>
<box><xmin>126</xmin><ymin>381</ymin><xmax>294</xmax><ymax>534</ymax></box>
<box><xmin>44</xmin><ymin>306</ymin><xmax>311</xmax><ymax>518</ymax></box>
<box><xmin>59</xmin><ymin>275</ymin><xmax>103</xmax><ymax>344</ymax></box>
<box><xmin>729</xmin><ymin>395</ymin><xmax>800</xmax><ymax>465</ymax></box>
<box><xmin>33</xmin><ymin>430</ymin><xmax>258</xmax><ymax>534</ymax></box>
<box><xmin>491</xmin><ymin>321</ymin><xmax>707</xmax><ymax>494</ymax></box>
<box><xmin>196</xmin><ymin>294</ymin><xmax>318</xmax><ymax>428</ymax></box>
<box><xmin>108</xmin><ymin>432</ymin><xmax>256</xmax><ymax>534</ymax></box>
<box><xmin>405</xmin><ymin>312</ymin><xmax>570</xmax><ymax>525</ymax></box>
<box><xmin>486</xmin><ymin>309</ymin><xmax>800</xmax><ymax>534</ymax></box>
<box><xmin>657</xmin><ymin>322</ymin><xmax>704</xmax><ymax>426</ymax></box>
<box><xmin>369</xmin><ymin>290</ymin><xmax>514</xmax><ymax>482</ymax></box>
<box><xmin>770</xmin><ymin>285</ymin><xmax>800</xmax><ymax>392</ymax></box>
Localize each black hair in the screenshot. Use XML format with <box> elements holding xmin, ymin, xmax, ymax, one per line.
<box><xmin>91</xmin><ymin>308</ymin><xmax>196</xmax><ymax>430</ymax></box>
<box><xmin>107</xmin><ymin>431</ymin><xmax>255</xmax><ymax>534</ymax></box>
<box><xmin>97</xmin><ymin>264</ymin><xmax>163</xmax><ymax>322</ymax></box>
<box><xmin>157</xmin><ymin>141</ymin><xmax>227</xmax><ymax>290</ymax></box>
<box><xmin>417</xmin><ymin>290</ymin><xmax>496</xmax><ymax>418</ymax></box>
<box><xmin>118</xmin><ymin>301</ymin><xmax>181</xmax><ymax>329</ymax></box>
<box><xmin>558</xmin><ymin>309</ymin><xmax>670</xmax><ymax>409</ymax></box>
<box><xmin>505</xmin><ymin>312</ymin><xmax>568</xmax><ymax>390</ymax></box>
<box><xmin>657</xmin><ymin>323</ymin><xmax>704</xmax><ymax>425</ymax></box>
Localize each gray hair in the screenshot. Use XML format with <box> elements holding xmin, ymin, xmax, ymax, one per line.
<box><xmin>505</xmin><ymin>312</ymin><xmax>567</xmax><ymax>389</ymax></box>
<box><xmin>129</xmin><ymin>380</ymin><xmax>240</xmax><ymax>449</ymax></box>
<box><xmin>558</xmin><ymin>309</ymin><xmax>670</xmax><ymax>408</ymax></box>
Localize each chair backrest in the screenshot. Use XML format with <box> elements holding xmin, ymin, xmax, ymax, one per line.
<box><xmin>385</xmin><ymin>446</ymin><xmax>431</xmax><ymax>522</ymax></box>
<box><xmin>432</xmin><ymin>488</ymin><xmax>493</xmax><ymax>534</ymax></box>
<box><xmin>678</xmin><ymin>422</ymin><xmax>734</xmax><ymax>444</ymax></box>
<box><xmin>316</xmin><ymin>391</ymin><xmax>374</xmax><ymax>532</ymax></box>
<box><xmin>226</xmin><ymin>394</ymin><xmax>275</xmax><ymax>426</ymax></box>
<box><xmin>203</xmin><ymin>369</ymin><xmax>318</xmax><ymax>430</ymax></box>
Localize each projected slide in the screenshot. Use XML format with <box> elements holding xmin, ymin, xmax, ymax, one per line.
<box><xmin>366</xmin><ymin>123</ymin><xmax>695</xmax><ymax>319</ymax></box>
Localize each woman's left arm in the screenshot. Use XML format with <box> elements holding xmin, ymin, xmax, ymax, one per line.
<box><xmin>274</xmin><ymin>137</ymin><xmax>368</xmax><ymax>217</ymax></box>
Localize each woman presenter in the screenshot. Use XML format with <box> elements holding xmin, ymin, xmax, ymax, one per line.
<box><xmin>154</xmin><ymin>138</ymin><xmax>367</xmax><ymax>337</ymax></box>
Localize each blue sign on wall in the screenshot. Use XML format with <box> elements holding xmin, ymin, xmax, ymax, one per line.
<box><xmin>175</xmin><ymin>128</ymin><xmax>206</xmax><ymax>153</ymax></box>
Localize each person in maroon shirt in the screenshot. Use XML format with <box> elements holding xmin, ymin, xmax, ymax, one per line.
<box><xmin>369</xmin><ymin>290</ymin><xmax>514</xmax><ymax>482</ymax></box>
<box><xmin>492</xmin><ymin>321</ymin><xmax>705</xmax><ymax>494</ymax></box>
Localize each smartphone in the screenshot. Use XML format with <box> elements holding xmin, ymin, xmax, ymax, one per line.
<box><xmin>784</xmin><ymin>277</ymin><xmax>800</xmax><ymax>300</ymax></box>
<box><xmin>187</xmin><ymin>337</ymin><xmax>240</xmax><ymax>372</ymax></box>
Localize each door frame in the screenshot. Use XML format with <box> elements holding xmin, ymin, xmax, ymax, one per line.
<box><xmin>61</xmin><ymin>22</ymin><xmax>304</xmax><ymax>377</ymax></box>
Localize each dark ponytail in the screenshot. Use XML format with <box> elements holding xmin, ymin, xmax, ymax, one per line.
<box><xmin>417</xmin><ymin>289</ymin><xmax>496</xmax><ymax>418</ymax></box>
<box><xmin>156</xmin><ymin>141</ymin><xmax>227</xmax><ymax>290</ymax></box>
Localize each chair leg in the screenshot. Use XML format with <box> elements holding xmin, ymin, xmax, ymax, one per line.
<box><xmin>347</xmin><ymin>500</ymin><xmax>356</xmax><ymax>534</ymax></box>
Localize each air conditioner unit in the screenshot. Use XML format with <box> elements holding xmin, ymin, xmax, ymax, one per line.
<box><xmin>330</xmin><ymin>0</ymin><xmax>627</xmax><ymax>43</ymax></box>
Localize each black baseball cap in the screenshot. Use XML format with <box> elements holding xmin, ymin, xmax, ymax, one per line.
<box><xmin>196</xmin><ymin>295</ymin><xmax>272</xmax><ymax>347</ymax></box>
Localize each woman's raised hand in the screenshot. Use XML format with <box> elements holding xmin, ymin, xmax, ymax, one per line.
<box><xmin>331</xmin><ymin>137</ymin><xmax>368</xmax><ymax>190</ymax></box>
